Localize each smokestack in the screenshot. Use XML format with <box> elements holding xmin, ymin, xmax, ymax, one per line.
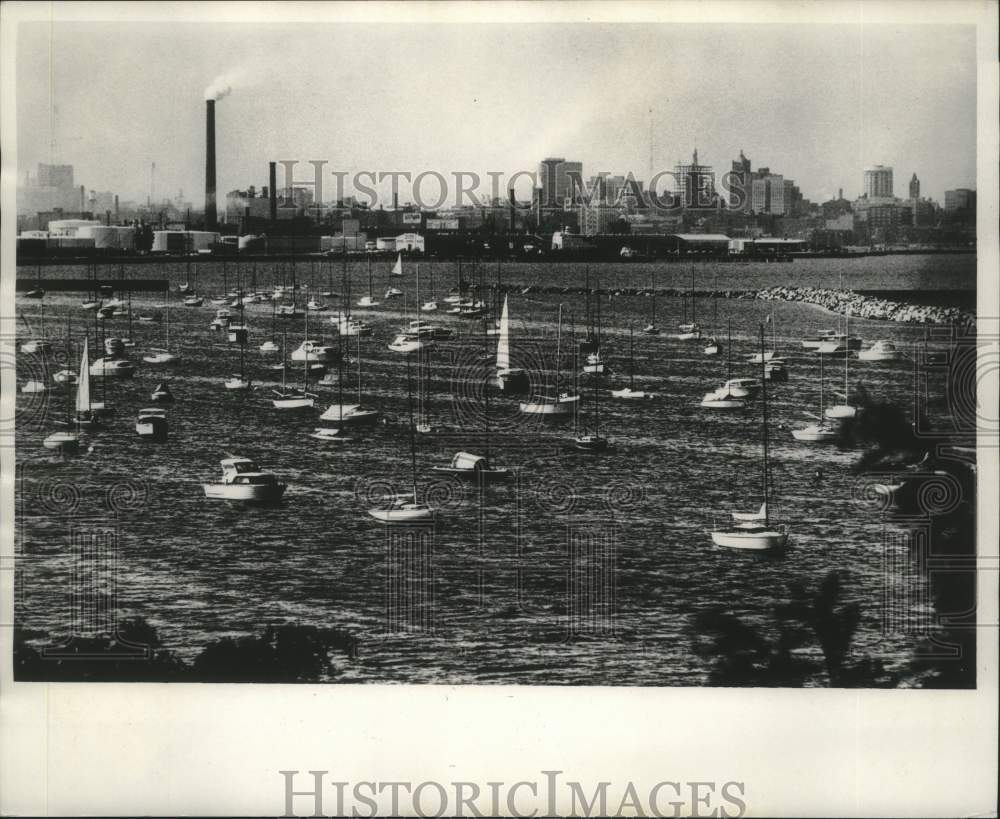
<box><xmin>269</xmin><ymin>162</ymin><xmax>277</xmax><ymax>220</ymax></box>
<box><xmin>114</xmin><ymin>194</ymin><xmax>119</xmax><ymax>219</ymax></box>
<box><xmin>80</xmin><ymin>185</ymin><xmax>86</xmax><ymax>214</ymax></box>
<box><xmin>106</xmin><ymin>209</ymin><xmax>111</xmax><ymax>226</ymax></box>
<box><xmin>393</xmin><ymin>192</ymin><xmax>398</xmax><ymax>212</ymax></box>
<box><xmin>205</xmin><ymin>99</ymin><xmax>217</xmax><ymax>230</ymax></box>
<box><xmin>509</xmin><ymin>188</ymin><xmax>516</xmax><ymax>232</ymax></box>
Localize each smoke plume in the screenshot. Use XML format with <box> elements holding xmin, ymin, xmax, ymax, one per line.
<box><xmin>204</xmin><ymin>75</ymin><xmax>234</xmax><ymax>101</ymax></box>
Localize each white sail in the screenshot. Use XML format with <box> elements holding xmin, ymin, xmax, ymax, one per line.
<box><xmin>391</xmin><ymin>253</ymin><xmax>403</xmax><ymax>276</ymax></box>
<box><xmin>75</xmin><ymin>337</ymin><xmax>91</xmax><ymax>413</ymax></box>
<box><xmin>496</xmin><ymin>295</ymin><xmax>510</xmax><ymax>371</ymax></box>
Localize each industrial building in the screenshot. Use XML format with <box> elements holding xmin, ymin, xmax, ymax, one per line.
<box><xmin>152</xmin><ymin>230</ymin><xmax>221</xmax><ymax>254</ymax></box>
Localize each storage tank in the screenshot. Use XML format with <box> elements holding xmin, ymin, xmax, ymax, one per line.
<box><xmin>47</xmin><ymin>219</ymin><xmax>103</xmax><ymax>236</ymax></box>
<box><xmin>77</xmin><ymin>226</ymin><xmax>120</xmax><ymax>248</ymax></box>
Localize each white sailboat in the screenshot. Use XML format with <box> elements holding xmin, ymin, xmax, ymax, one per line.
<box><xmin>521</xmin><ymin>304</ymin><xmax>575</xmax><ymax>416</ymax></box>
<box><xmin>143</xmin><ymin>296</ymin><xmax>179</xmax><ymax>364</ymax></box>
<box><xmin>390</xmin><ymin>252</ymin><xmax>404</xmax><ymax>277</ymax></box>
<box><xmin>825</xmin><ymin>309</ymin><xmax>858</xmax><ymax>419</ymax></box>
<box><xmin>224</xmin><ymin>296</ymin><xmax>251</xmax><ymax>391</ymax></box>
<box><xmin>792</xmin><ymin>352</ymin><xmax>840</xmax><ymax>442</ymax></box>
<box><xmin>19</xmin><ymin>311</ymin><xmax>51</xmax><ymax>355</ymax></box>
<box><xmin>711</xmin><ymin>324</ymin><xmax>789</xmax><ymax>551</ymax></box>
<box><xmin>611</xmin><ymin>327</ymin><xmax>652</xmax><ymax>400</ymax></box>
<box><xmin>318</xmin><ymin>333</ymin><xmax>380</xmax><ymax>426</ymax></box>
<box><xmin>421</xmin><ymin>263</ymin><xmax>438</xmax><ymax>311</ymax></box>
<box><xmin>642</xmin><ymin>274</ymin><xmax>660</xmax><ymax>335</ymax></box>
<box><xmin>367</xmin><ymin>355</ymin><xmax>436</xmax><ymax>524</ymax></box>
<box><xmin>701</xmin><ymin>321</ymin><xmax>746</xmax><ymax>409</ymax></box>
<box><xmin>494</xmin><ymin>295</ymin><xmax>529</xmax><ymax>393</ymax></box>
<box><xmin>357</xmin><ymin>256</ymin><xmax>381</xmax><ymax>307</ymax></box>
<box><xmin>272</xmin><ymin>331</ymin><xmax>315</xmax><ymax>409</ymax></box>
<box><xmin>43</xmin><ymin>333</ymin><xmax>88</xmax><ymax>452</ymax></box>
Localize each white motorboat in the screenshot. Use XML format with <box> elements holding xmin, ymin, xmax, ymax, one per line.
<box><xmin>259</xmin><ymin>340</ymin><xmax>280</xmax><ymax>353</ymax></box>
<box><xmin>81</xmin><ymin>300</ymin><xmax>102</xmax><ymax>311</ymax></box>
<box><xmin>825</xmin><ymin>403</ymin><xmax>857</xmax><ymax>419</ymax></box>
<box><xmin>406</xmin><ymin>320</ymin><xmax>453</xmax><ymax>340</ymax></box>
<box><xmin>43</xmin><ymin>430</ymin><xmax>80</xmax><ymax>453</ymax></box>
<box><xmin>700</xmin><ymin>387</ymin><xmax>745</xmax><ymax>409</ymax></box>
<box><xmin>723</xmin><ymin>378</ymin><xmax>759</xmax><ymax>398</ymax></box>
<box><xmin>388</xmin><ymin>334</ymin><xmax>424</xmax><ymax>354</ymax></box>
<box><xmin>792</xmin><ymin>421</ymin><xmax>840</xmax><ymax>442</ymax></box>
<box><xmin>319</xmin><ymin>403</ymin><xmax>380</xmax><ymax>427</ymax></box>
<box><xmin>520</xmin><ymin>396</ymin><xmax>573</xmax><ymax>415</ymax></box>
<box><xmin>710</xmin><ymin>323</ymin><xmax>789</xmax><ymax>552</ymax></box>
<box><xmin>52</xmin><ymin>369</ymin><xmax>77</xmax><ymax>385</ymax></box>
<box><xmin>90</xmin><ymin>357</ymin><xmax>136</xmax><ymax>379</ymax></box>
<box><xmin>356</xmin><ymin>295</ymin><xmax>380</xmax><ymax>308</ymax></box>
<box><xmin>209</xmin><ymin>309</ymin><xmax>231</xmax><ymax>330</ymax></box>
<box><xmin>143</xmin><ymin>348</ymin><xmax>178</xmax><ymax>365</ymax></box>
<box><xmin>182</xmin><ymin>295</ymin><xmax>204</xmax><ymax>307</ymax></box>
<box><xmin>642</xmin><ymin>323</ymin><xmax>660</xmax><ymax>336</ymax></box>
<box><xmin>582</xmin><ymin>352</ymin><xmax>605</xmax><ymax>374</ymax></box>
<box><xmin>307</xmin><ymin>299</ymin><xmax>327</xmax><ymax>311</ymax></box>
<box><xmin>21</xmin><ymin>380</ymin><xmax>47</xmax><ymax>394</ymax></box>
<box><xmin>703</xmin><ymin>337</ymin><xmax>721</xmax><ymax>356</ymax></box>
<box><xmin>611</xmin><ymin>386</ymin><xmax>651</xmax><ymax>400</ymax></box>
<box><xmin>384</xmin><ymin>287</ymin><xmax>403</xmax><ymax>299</ymax></box>
<box><xmin>202</xmin><ymin>457</ymin><xmax>287</xmax><ymax>503</ymax></box>
<box><xmin>431</xmin><ymin>451</ymin><xmax>511</xmax><ymax>483</ymax></box>
<box><xmin>291</xmin><ymin>339</ymin><xmax>337</xmax><ymax>363</ymax></box>
<box><xmin>858</xmin><ymin>340</ymin><xmax>901</xmax><ymax>361</ymax></box>
<box><xmin>135</xmin><ymin>407</ymin><xmax>168</xmax><ymax>440</ymax></box>
<box><xmin>224</xmin><ymin>375</ymin><xmax>252</xmax><ymax>391</ymax></box>
<box><xmin>676</xmin><ymin>325</ymin><xmax>701</xmax><ymax>341</ymax></box>
<box><xmin>421</xmin><ymin>300</ymin><xmax>438</xmax><ymax>312</ymax></box>
<box><xmin>801</xmin><ymin>329</ymin><xmax>845</xmax><ymax>349</ymax></box>
<box><xmin>276</xmin><ymin>304</ymin><xmax>304</xmax><ymax>318</ymax></box>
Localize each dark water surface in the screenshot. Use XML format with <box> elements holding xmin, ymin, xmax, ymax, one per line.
<box><xmin>13</xmin><ymin>254</ymin><xmax>973</xmax><ymax>684</ymax></box>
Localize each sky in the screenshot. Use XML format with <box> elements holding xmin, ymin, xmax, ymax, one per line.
<box><xmin>14</xmin><ymin>20</ymin><xmax>978</xmax><ymax>207</ymax></box>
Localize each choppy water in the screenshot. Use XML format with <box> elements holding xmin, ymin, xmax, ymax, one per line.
<box><xmin>13</xmin><ymin>254</ymin><xmax>973</xmax><ymax>684</ymax></box>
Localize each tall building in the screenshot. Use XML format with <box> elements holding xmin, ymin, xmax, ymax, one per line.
<box><xmin>673</xmin><ymin>148</ymin><xmax>715</xmax><ymax>208</ymax></box>
<box><xmin>908</xmin><ymin>173</ymin><xmax>920</xmax><ymax>200</ymax></box>
<box><xmin>750</xmin><ymin>168</ymin><xmax>784</xmax><ymax>215</ymax></box>
<box><xmin>944</xmin><ymin>188</ymin><xmax>976</xmax><ymax>212</ymax></box>
<box><xmin>864</xmin><ymin>165</ymin><xmax>894</xmax><ymax>199</ymax></box>
<box><xmin>729</xmin><ymin>150</ymin><xmax>752</xmax><ymax>211</ymax></box>
<box><xmin>538</xmin><ymin>157</ymin><xmax>583</xmax><ymax>207</ymax></box>
<box><xmin>38</xmin><ymin>163</ymin><xmax>74</xmax><ymax>189</ymax></box>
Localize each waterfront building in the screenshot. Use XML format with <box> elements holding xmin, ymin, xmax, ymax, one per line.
<box><xmin>673</xmin><ymin>149</ymin><xmax>716</xmax><ymax>208</ymax></box>
<box><xmin>909</xmin><ymin>173</ymin><xmax>920</xmax><ymax>199</ymax></box>
<box><xmin>864</xmin><ymin>165</ymin><xmax>894</xmax><ymax>199</ymax></box>
<box><xmin>944</xmin><ymin>188</ymin><xmax>976</xmax><ymax>212</ymax></box>
<box><xmin>538</xmin><ymin>157</ymin><xmax>583</xmax><ymax>207</ymax></box>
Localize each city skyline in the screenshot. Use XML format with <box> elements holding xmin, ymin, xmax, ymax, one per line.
<box><xmin>15</xmin><ymin>21</ymin><xmax>977</xmax><ymax>207</ymax></box>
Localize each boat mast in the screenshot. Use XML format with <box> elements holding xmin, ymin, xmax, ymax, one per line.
<box><xmin>356</xmin><ymin>332</ymin><xmax>362</xmax><ymax>404</ymax></box>
<box><xmin>629</xmin><ymin>327</ymin><xmax>635</xmax><ymax>390</ymax></box>
<box><xmin>650</xmin><ymin>272</ymin><xmax>656</xmax><ymax>326</ymax></box>
<box><xmin>367</xmin><ymin>255</ymin><xmax>373</xmax><ymax>301</ymax></box>
<box><xmin>759</xmin><ymin>323</ymin><xmax>770</xmax><ymax>526</ymax></box>
<box><xmin>844</xmin><ymin>308</ymin><xmax>850</xmax><ymax>400</ymax></box>
<box><xmin>726</xmin><ymin>318</ymin><xmax>733</xmax><ymax>382</ymax></box>
<box><xmin>554</xmin><ymin>303</ymin><xmax>563</xmax><ymax>397</ymax></box>
<box><xmin>239</xmin><ymin>278</ymin><xmax>246</xmax><ymax>381</ymax></box>
<box><xmin>691</xmin><ymin>267</ymin><xmax>696</xmax><ymax>324</ymax></box>
<box><xmin>406</xmin><ymin>353</ymin><xmax>418</xmax><ymax>500</ymax></box>
<box><xmin>819</xmin><ymin>351</ymin><xmax>825</xmax><ymax>417</ymax></box>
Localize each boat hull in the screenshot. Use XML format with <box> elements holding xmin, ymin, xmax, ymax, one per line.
<box><xmin>43</xmin><ymin>432</ymin><xmax>80</xmax><ymax>452</ymax></box>
<box><xmin>202</xmin><ymin>483</ymin><xmax>286</xmax><ymax>503</ymax></box>
<box><xmin>792</xmin><ymin>425</ymin><xmax>840</xmax><ymax>442</ymax></box>
<box><xmin>367</xmin><ymin>508</ymin><xmax>436</xmax><ymax>524</ymax></box>
<box><xmin>711</xmin><ymin>529</ymin><xmax>788</xmax><ymax>551</ymax></box>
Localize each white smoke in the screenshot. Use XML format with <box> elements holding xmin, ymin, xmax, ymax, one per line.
<box><xmin>204</xmin><ymin>74</ymin><xmax>234</xmax><ymax>101</ymax></box>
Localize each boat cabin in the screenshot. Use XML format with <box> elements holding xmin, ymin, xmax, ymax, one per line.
<box><xmin>219</xmin><ymin>458</ymin><xmax>277</xmax><ymax>485</ymax></box>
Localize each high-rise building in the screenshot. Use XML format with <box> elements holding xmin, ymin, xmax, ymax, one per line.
<box><xmin>908</xmin><ymin>173</ymin><xmax>920</xmax><ymax>200</ymax></box>
<box><xmin>38</xmin><ymin>163</ymin><xmax>74</xmax><ymax>190</ymax></box>
<box><xmin>750</xmin><ymin>168</ymin><xmax>784</xmax><ymax>215</ymax></box>
<box><xmin>538</xmin><ymin>157</ymin><xmax>584</xmax><ymax>207</ymax></box>
<box><xmin>944</xmin><ymin>188</ymin><xmax>976</xmax><ymax>212</ymax></box>
<box><xmin>673</xmin><ymin>149</ymin><xmax>715</xmax><ymax>208</ymax></box>
<box><xmin>864</xmin><ymin>165</ymin><xmax>894</xmax><ymax>199</ymax></box>
<box><xmin>729</xmin><ymin>150</ymin><xmax>752</xmax><ymax>211</ymax></box>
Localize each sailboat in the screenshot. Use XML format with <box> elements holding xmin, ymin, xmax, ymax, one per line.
<box><xmin>272</xmin><ymin>331</ymin><xmax>315</xmax><ymax>409</ymax></box>
<box><xmin>493</xmin><ymin>295</ymin><xmax>529</xmax><ymax>393</ymax></box>
<box><xmin>178</xmin><ymin>258</ymin><xmax>192</xmax><ymax>293</ymax></box>
<box><xmin>792</xmin><ymin>351</ymin><xmax>840</xmax><ymax>442</ymax></box>
<box><xmin>311</xmin><ymin>326</ymin><xmax>356</xmax><ymax>443</ymax></box>
<box><xmin>357</xmin><ymin>256</ymin><xmax>381</xmax><ymax>307</ymax></box>
<box><xmin>569</xmin><ymin>344</ymin><xmax>610</xmax><ymax>452</ymax></box>
<box><xmin>389</xmin><ymin>273</ymin><xmax>427</xmax><ymax>353</ymax></box>
<box><xmin>421</xmin><ymin>262</ymin><xmax>439</xmax><ymax>312</ymax></box>
<box><xmin>701</xmin><ymin>320</ymin><xmax>746</xmax><ymax>409</ymax></box>
<box><xmin>581</xmin><ymin>290</ymin><xmax>607</xmax><ymax>374</ymax></box>
<box><xmin>65</xmin><ymin>336</ymin><xmax>102</xmax><ymax>427</ymax></box>
<box><xmin>260</xmin><ymin>298</ymin><xmax>279</xmax><ymax>352</ymax></box>
<box><xmin>120</xmin><ymin>292</ymin><xmax>136</xmax><ymax>348</ymax></box>
<box><xmin>611</xmin><ymin>328</ymin><xmax>652</xmax><ymax>399</ymax></box>
<box><xmin>52</xmin><ymin>314</ymin><xmax>78</xmax><ymax>384</ymax></box>
<box><xmin>43</xmin><ymin>332</ymin><xmax>87</xmax><ymax>452</ymax></box>
<box><xmin>825</xmin><ymin>308</ymin><xmax>858</xmax><ymax>419</ymax></box>
<box><xmin>143</xmin><ymin>295</ymin><xmax>179</xmax><ymax>364</ymax></box>
<box><xmin>520</xmin><ymin>304</ymin><xmax>577</xmax><ymax>416</ymax></box>
<box><xmin>318</xmin><ymin>332</ymin><xmax>380</xmax><ymax>426</ymax></box>
<box><xmin>642</xmin><ymin>274</ymin><xmax>660</xmax><ymax>335</ymax></box>
<box><xmin>390</xmin><ymin>252</ymin><xmax>404</xmax><ymax>277</ymax></box>
<box><xmin>367</xmin><ymin>355</ymin><xmax>436</xmax><ymax>524</ymax></box>
<box><xmin>710</xmin><ymin>324</ymin><xmax>789</xmax><ymax>551</ymax></box>
<box><xmin>677</xmin><ymin>267</ymin><xmax>701</xmax><ymax>338</ymax></box>
<box><xmin>224</xmin><ymin>290</ymin><xmax>252</xmax><ymax>391</ymax></box>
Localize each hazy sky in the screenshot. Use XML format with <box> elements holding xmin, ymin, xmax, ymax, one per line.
<box><xmin>15</xmin><ymin>21</ymin><xmax>977</xmax><ymax>206</ymax></box>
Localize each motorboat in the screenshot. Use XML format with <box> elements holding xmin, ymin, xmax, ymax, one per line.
<box><xmin>388</xmin><ymin>334</ymin><xmax>424</xmax><ymax>354</ymax></box>
<box><xmin>306</xmin><ymin>299</ymin><xmax>327</xmax><ymax>311</ymax></box>
<box><xmin>642</xmin><ymin>323</ymin><xmax>660</xmax><ymax>336</ymax></box>
<box><xmin>610</xmin><ymin>386</ymin><xmax>651</xmax><ymax>400</ymax></box>
<box><xmin>150</xmin><ymin>382</ymin><xmax>175</xmax><ymax>403</ymax></box>
<box><xmin>431</xmin><ymin>452</ymin><xmax>511</xmax><ymax>482</ymax></box>
<box><xmin>52</xmin><ymin>369</ymin><xmax>77</xmax><ymax>385</ymax></box>
<box><xmin>20</xmin><ymin>339</ymin><xmax>51</xmax><ymax>355</ymax></box>
<box><xmin>582</xmin><ymin>352</ymin><xmax>605</xmax><ymax>374</ymax></box>
<box><xmin>209</xmin><ymin>309</ymin><xmax>231</xmax><ymax>330</ymax></box>
<box><xmin>722</xmin><ymin>378</ymin><xmax>759</xmax><ymax>398</ymax></box>
<box><xmin>319</xmin><ymin>403</ymin><xmax>380</xmax><ymax>427</ymax></box>
<box><xmin>182</xmin><ymin>295</ymin><xmax>204</xmax><ymax>307</ymax></box>
<box><xmin>276</xmin><ymin>304</ymin><xmax>304</xmax><ymax>318</ymax></box>
<box><xmin>675</xmin><ymin>325</ymin><xmax>701</xmax><ymax>341</ymax></box>
<box><xmin>43</xmin><ymin>430</ymin><xmax>80</xmax><ymax>453</ymax></box>
<box><xmin>291</xmin><ymin>339</ymin><xmax>337</xmax><ymax>363</ymax></box>
<box><xmin>331</xmin><ymin>313</ymin><xmax>373</xmax><ymax>336</ymax></box>
<box><xmin>224</xmin><ymin>374</ymin><xmax>252</xmax><ymax>391</ymax></box>
<box><xmin>21</xmin><ymin>380</ymin><xmax>47</xmax><ymax>394</ymax></box>
<box><xmin>384</xmin><ymin>287</ymin><xmax>403</xmax><ymax>299</ymax></box>
<box><xmin>137</xmin><ymin>314</ymin><xmax>157</xmax><ymax>323</ymax></box>
<box><xmin>90</xmin><ymin>357</ymin><xmax>136</xmax><ymax>379</ymax></box>
<box><xmin>825</xmin><ymin>403</ymin><xmax>857</xmax><ymax>420</ymax></box>
<box><xmin>858</xmin><ymin>340</ymin><xmax>901</xmax><ymax>361</ymax></box>
<box><xmin>791</xmin><ymin>421</ymin><xmax>840</xmax><ymax>442</ymax></box>
<box><xmin>421</xmin><ymin>300</ymin><xmax>438</xmax><ymax>312</ymax></box>
<box><xmin>700</xmin><ymin>387</ymin><xmax>745</xmax><ymax>410</ymax></box>
<box><xmin>135</xmin><ymin>408</ymin><xmax>168</xmax><ymax>441</ymax></box>
<box><xmin>259</xmin><ymin>339</ymin><xmax>280</xmax><ymax>353</ymax></box>
<box><xmin>202</xmin><ymin>457</ymin><xmax>287</xmax><ymax>503</ymax></box>
<box><xmin>520</xmin><ymin>396</ymin><xmax>573</xmax><ymax>416</ymax></box>
<box><xmin>801</xmin><ymin>329</ymin><xmax>845</xmax><ymax>349</ymax></box>
<box><xmin>356</xmin><ymin>294</ymin><xmax>381</xmax><ymax>308</ymax></box>
<box><xmin>143</xmin><ymin>348</ymin><xmax>178</xmax><ymax>365</ymax></box>
<box><xmin>24</xmin><ymin>288</ymin><xmax>45</xmax><ymax>299</ymax></box>
<box><xmin>568</xmin><ymin>434</ymin><xmax>610</xmax><ymax>453</ymax></box>
<box><xmin>81</xmin><ymin>300</ymin><xmax>102</xmax><ymax>311</ymax></box>
<box><xmin>406</xmin><ymin>320</ymin><xmax>452</xmax><ymax>340</ymax></box>
<box><xmin>703</xmin><ymin>337</ymin><xmax>721</xmax><ymax>355</ymax></box>
<box><xmin>805</xmin><ymin>332</ymin><xmax>862</xmax><ymax>352</ymax></box>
